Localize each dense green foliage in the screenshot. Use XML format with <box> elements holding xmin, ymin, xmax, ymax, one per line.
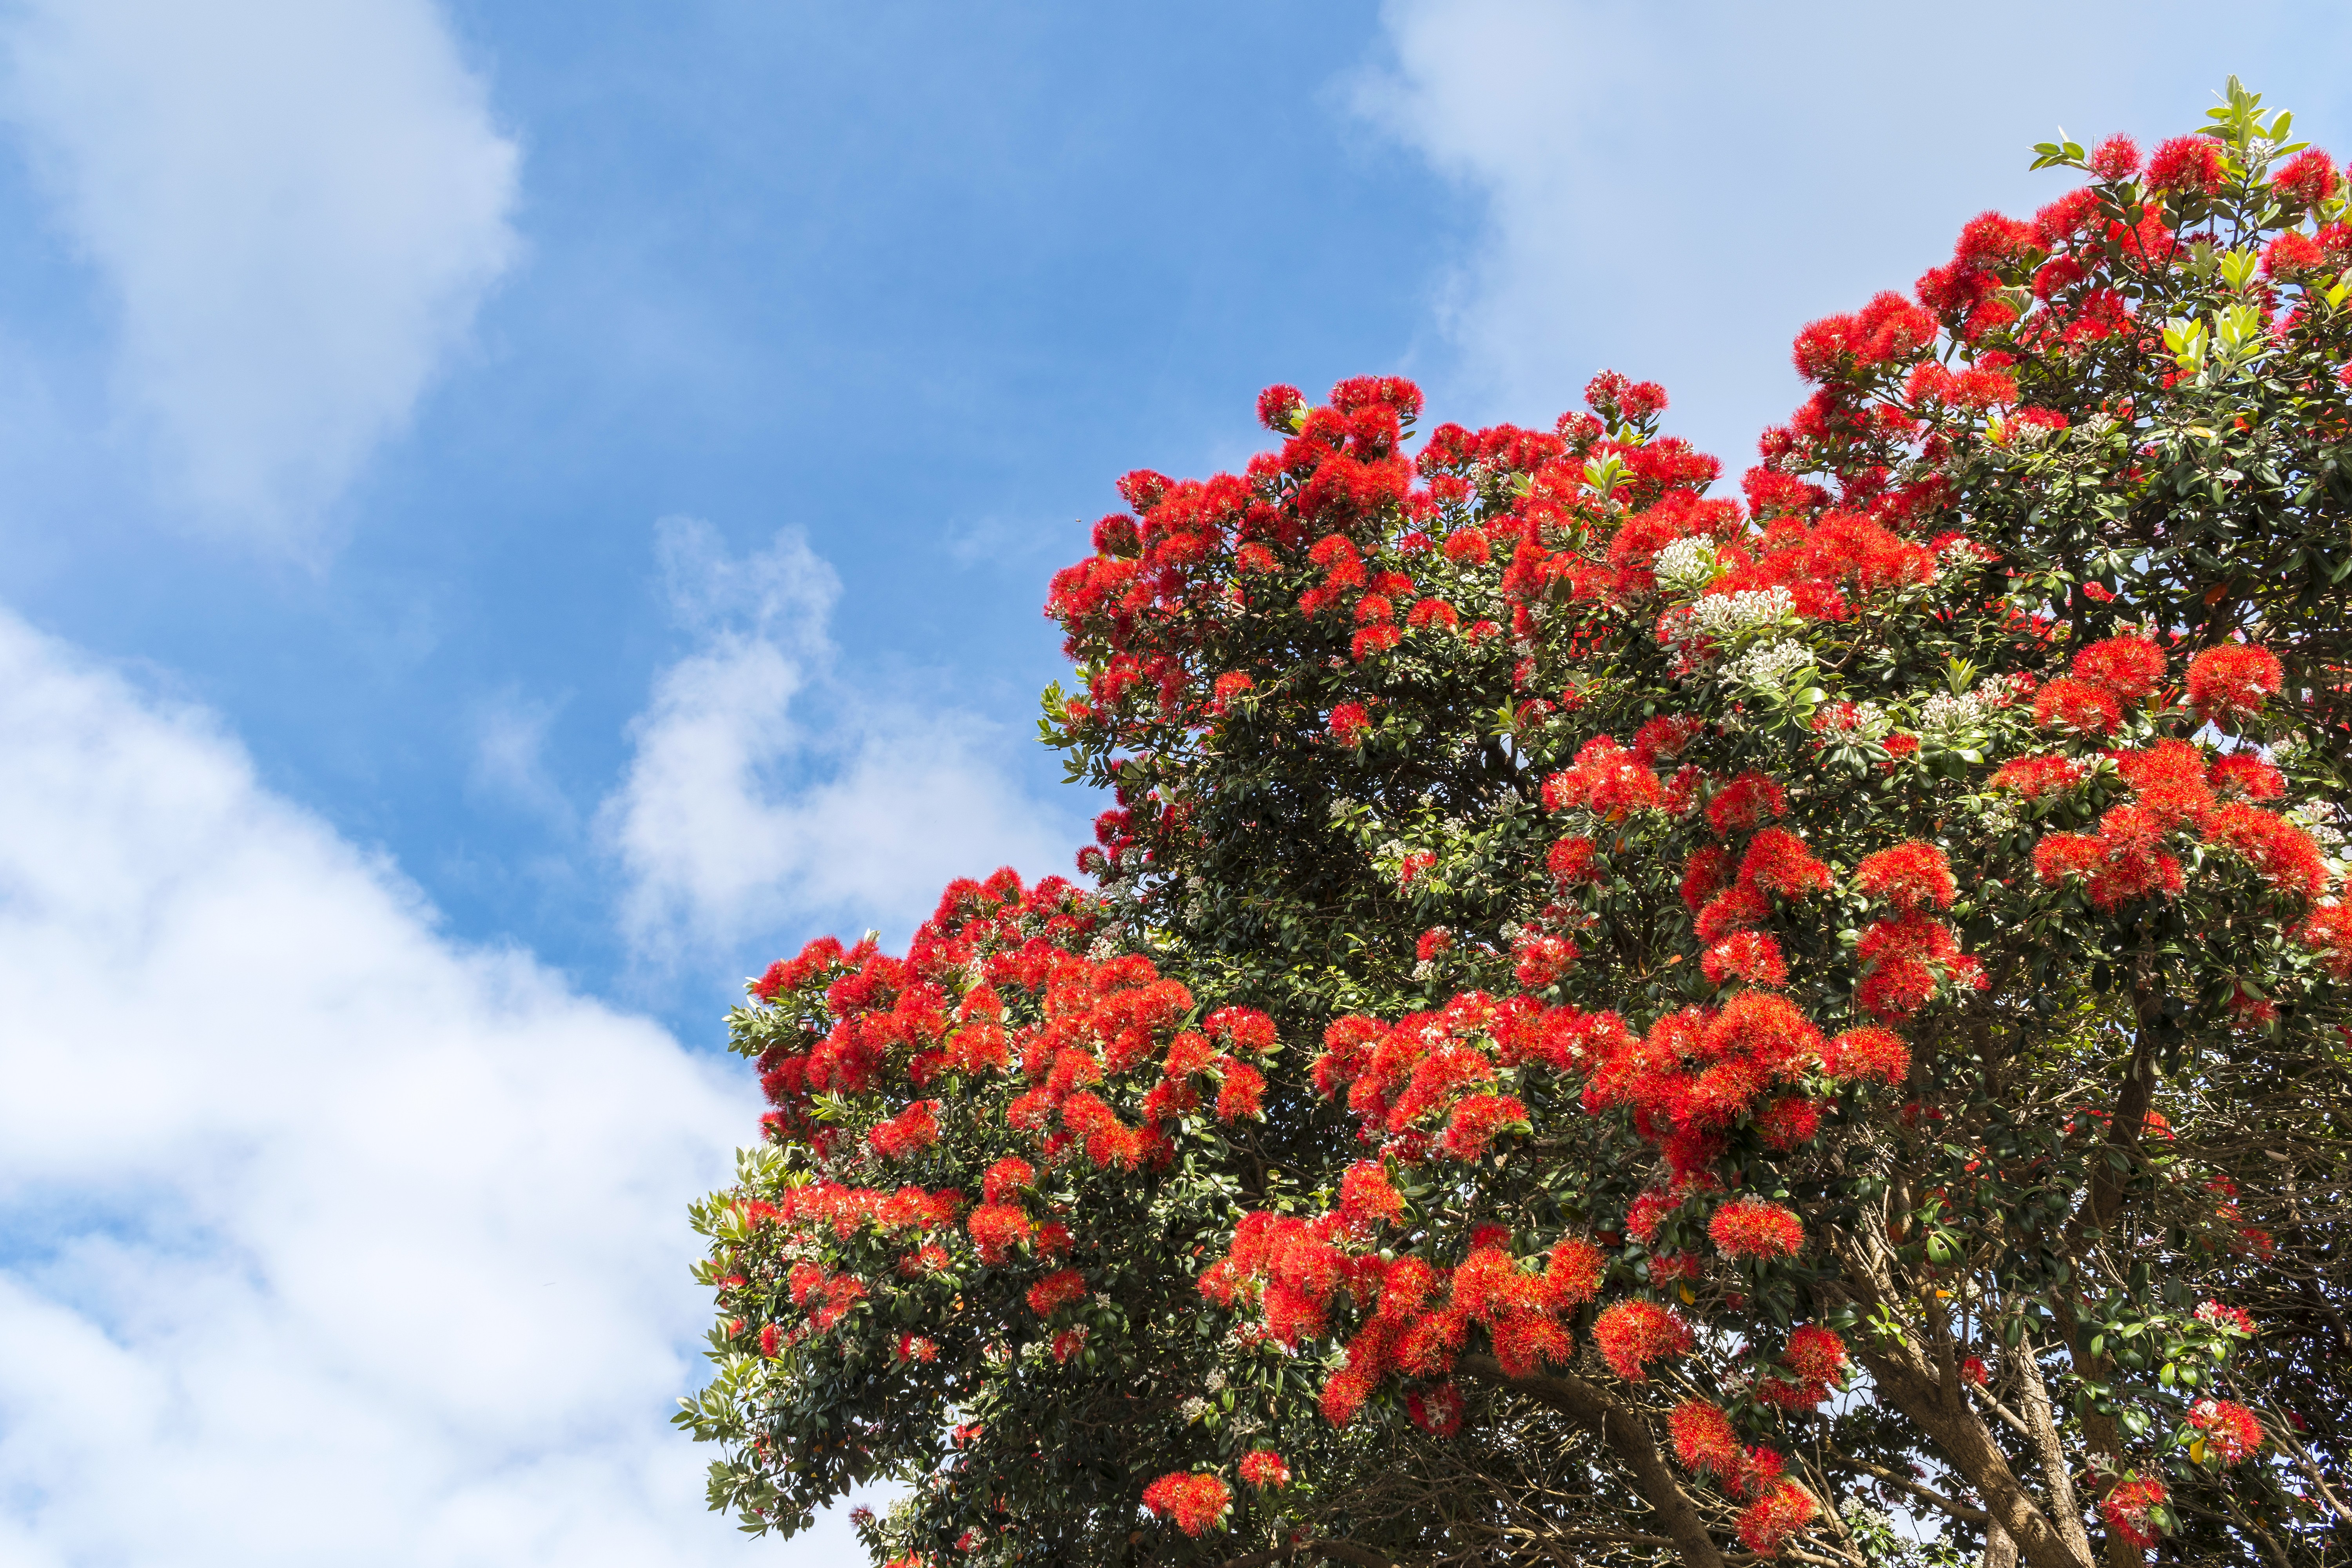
<box><xmin>677</xmin><ymin>82</ymin><xmax>2351</xmax><ymax>1568</ymax></box>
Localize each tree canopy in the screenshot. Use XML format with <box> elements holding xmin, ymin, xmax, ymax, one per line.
<box><xmin>676</xmin><ymin>79</ymin><xmax>2352</xmax><ymax>1568</ymax></box>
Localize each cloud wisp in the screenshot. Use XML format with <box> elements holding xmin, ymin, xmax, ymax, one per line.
<box><xmin>0</xmin><ymin>610</ymin><xmax>779</xmax><ymax>1564</ymax></box>
<box><xmin>0</xmin><ymin>0</ymin><xmax>520</xmax><ymax>545</ymax></box>
<box><xmin>603</xmin><ymin>517</ymin><xmax>1081</xmax><ymax>963</ymax></box>
<box><xmin>1350</xmin><ymin>0</ymin><xmax>2348</xmax><ymax>471</ymax></box>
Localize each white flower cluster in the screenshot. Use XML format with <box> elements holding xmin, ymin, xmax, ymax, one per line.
<box><xmin>1653</xmin><ymin>535</ymin><xmax>1724</xmax><ymax>593</ymax></box>
<box><xmin>1411</xmin><ymin>960</ymin><xmax>1438</xmax><ymax>982</ymax></box>
<box><xmin>1721</xmin><ymin>639</ymin><xmax>1817</xmax><ymax>691</ymax></box>
<box><xmin>1328</xmin><ymin>795</ymin><xmax>1359</xmax><ymax>821</ymax></box>
<box><xmin>1916</xmin><ymin>690</ymin><xmax>1987</xmax><ymax>737</ymax></box>
<box><xmin>1687</xmin><ymin>586</ymin><xmax>1797</xmax><ymax>642</ymax></box>
<box><xmin>1978</xmin><ymin>796</ymin><xmax>2020</xmax><ymax>838</ymax></box>
<box><xmin>1178</xmin><ymin>1397</ymin><xmax>1211</xmax><ymax>1423</ymax></box>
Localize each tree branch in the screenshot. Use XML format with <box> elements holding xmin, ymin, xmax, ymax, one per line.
<box><xmin>1457</xmin><ymin>1353</ymin><xmax>1729</xmax><ymax>1568</ymax></box>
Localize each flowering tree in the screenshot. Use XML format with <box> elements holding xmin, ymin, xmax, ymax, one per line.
<box><xmin>677</xmin><ymin>82</ymin><xmax>2351</xmax><ymax>1568</ymax></box>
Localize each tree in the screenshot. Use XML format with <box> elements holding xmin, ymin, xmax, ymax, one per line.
<box><xmin>675</xmin><ymin>81</ymin><xmax>2352</xmax><ymax>1567</ymax></box>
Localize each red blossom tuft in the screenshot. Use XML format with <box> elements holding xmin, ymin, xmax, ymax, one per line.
<box><xmin>2072</xmin><ymin>635</ymin><xmax>2167</xmax><ymax>701</ymax></box>
<box><xmin>1825</xmin><ymin>1026</ymin><xmax>1909</xmax><ymax>1085</ymax></box>
<box><xmin>1669</xmin><ymin>1399</ymin><xmax>1741</xmax><ymax>1475</ymax></box>
<box><xmin>1709</xmin><ymin>1197</ymin><xmax>1806</xmax><ymax>1260</ymax></box>
<box><xmin>1592</xmin><ymin>1299</ymin><xmax>1694</xmax><ymax>1380</ymax></box>
<box><xmin>1703</xmin><ymin>929</ymin><xmax>1788</xmax><ymax>989</ymax></box>
<box><xmin>2188</xmin><ymin>1398</ymin><xmax>2264</xmax><ymax>1463</ymax></box>
<box><xmin>1142</xmin><ymin>1472</ymin><xmax>1232</xmax><ymax>1537</ymax></box>
<box><xmin>2272</xmin><ymin>147</ymin><xmax>2339</xmax><ymax>208</ymax></box>
<box><xmin>1025</xmin><ymin>1269</ymin><xmax>1088</xmax><ymax>1316</ymax></box>
<box><xmin>2147</xmin><ymin>135</ymin><xmax>2227</xmax><ymax>194</ymax></box>
<box><xmin>1737</xmin><ymin>1482</ymin><xmax>1820</xmax><ymax>1555</ymax></box>
<box><xmin>1855</xmin><ymin>841</ymin><xmax>1956</xmax><ymax>911</ymax></box>
<box><xmin>1238</xmin><ymin>1450</ymin><xmax>1292</xmax><ymax>1490</ymax></box>
<box><xmin>2034</xmin><ymin>677</ymin><xmax>2124</xmax><ymax>735</ymax></box>
<box><xmin>2100</xmin><ymin>1475</ymin><xmax>2167</xmax><ymax>1551</ymax></box>
<box><xmin>2089</xmin><ymin>134</ymin><xmax>2140</xmax><ymax>180</ymax></box>
<box><xmin>2185</xmin><ymin>643</ymin><xmax>2284</xmax><ymax>729</ymax></box>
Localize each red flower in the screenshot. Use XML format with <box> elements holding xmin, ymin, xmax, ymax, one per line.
<box><xmin>967</xmin><ymin>1202</ymin><xmax>1034</xmax><ymax>1264</ymax></box>
<box><xmin>1441</xmin><ymin>1093</ymin><xmax>1528</xmax><ymax>1159</ymax></box>
<box><xmin>1707</xmin><ymin>771</ymin><xmax>1787</xmax><ymax>835</ymax></box>
<box><xmin>1328</xmin><ymin>702</ymin><xmax>1371</xmax><ymax>746</ymax></box>
<box><xmin>1991</xmin><ymin>755</ymin><xmax>2088</xmax><ymax>799</ymax></box>
<box><xmin>1736</xmin><ymin>828</ymin><xmax>1831</xmax><ymax>898</ymax></box>
<box><xmin>1737</xmin><ymin>1482</ymin><xmax>1819</xmax><ymax>1555</ymax></box>
<box><xmin>2099</xmin><ymin>1475</ymin><xmax>2167</xmax><ymax>1551</ymax></box>
<box><xmin>1782</xmin><ymin>1324</ymin><xmax>1847</xmax><ymax>1384</ymax></box>
<box><xmin>2185</xmin><ymin>643</ymin><xmax>2283</xmax><ymax>729</ymax></box>
<box><xmin>1026</xmin><ymin>1269</ymin><xmax>1088</xmax><ymax>1316</ymax></box>
<box><xmin>1338</xmin><ymin>1160</ymin><xmax>1405</xmax><ymax>1227</ymax></box>
<box><xmin>1238</xmin><ymin>1450</ymin><xmax>1291</xmax><ymax>1490</ymax></box>
<box><xmin>1669</xmin><ymin>1399</ymin><xmax>1740</xmax><ymax>1475</ymax></box>
<box><xmin>896</xmin><ymin>1333</ymin><xmax>939</xmax><ymax>1362</ymax></box>
<box><xmin>1405</xmin><ymin>1382</ymin><xmax>1465</xmax><ymax>1436</ymax></box>
<box><xmin>2034</xmin><ymin>676</ymin><xmax>2123</xmax><ymax>735</ymax></box>
<box><xmin>1256</xmin><ymin>384</ymin><xmax>1305</xmax><ymax>432</ymax></box>
<box><xmin>1592</xmin><ymin>1299</ymin><xmax>1693</xmax><ymax>1380</ymax></box>
<box><xmin>1709</xmin><ymin>1197</ymin><xmax>1805</xmax><ymax>1260</ymax></box>
<box><xmin>1855</xmin><ymin>841</ymin><xmax>1956</xmax><ymax>911</ymax></box>
<box><xmin>1626</xmin><ymin>1189</ymin><xmax>1681</xmax><ymax>1247</ymax></box>
<box><xmin>980</xmin><ymin>1157</ymin><xmax>1034</xmax><ymax>1205</ymax></box>
<box><xmin>2195</xmin><ymin>1300</ymin><xmax>2256</xmax><ymax>1335</ymax></box>
<box><xmin>2089</xmin><ymin>134</ymin><xmax>2140</xmax><ymax>180</ymax></box>
<box><xmin>758</xmin><ymin>1322</ymin><xmax>781</xmax><ymax>1357</ymax></box>
<box><xmin>2209</xmin><ymin>753</ymin><xmax>2285</xmax><ymax>801</ymax></box>
<box><xmin>2188</xmin><ymin>1398</ymin><xmax>2264</xmax><ymax>1463</ymax></box>
<box><xmin>868</xmin><ymin>1100</ymin><xmax>941</xmax><ymax>1159</ymax></box>
<box><xmin>2147</xmin><ymin>135</ymin><xmax>2227</xmax><ymax>194</ymax></box>
<box><xmin>2072</xmin><ymin>634</ymin><xmax>2167</xmax><ymax>701</ymax></box>
<box><xmin>2272</xmin><ymin>147</ymin><xmax>2339</xmax><ymax>208</ymax></box>
<box><xmin>1142</xmin><ymin>1471</ymin><xmax>1232</xmax><ymax>1537</ymax></box>
<box><xmin>1754</xmin><ymin>1094</ymin><xmax>1820</xmax><ymax>1149</ymax></box>
<box><xmin>1825</xmin><ymin>1026</ymin><xmax>1909</xmax><ymax>1086</ymax></box>
<box><xmin>1702</xmin><ymin>930</ymin><xmax>1788</xmax><ymax>989</ymax></box>
<box><xmin>1546</xmin><ymin>834</ymin><xmax>1601</xmax><ymax>884</ymax></box>
<box><xmin>2205</xmin><ymin>804</ymin><xmax>2326</xmax><ymax>899</ymax></box>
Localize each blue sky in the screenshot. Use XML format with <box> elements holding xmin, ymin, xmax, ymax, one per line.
<box><xmin>1</xmin><ymin>3</ymin><xmax>2347</xmax><ymax>1564</ymax></box>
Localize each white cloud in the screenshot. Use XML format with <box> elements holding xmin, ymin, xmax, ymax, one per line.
<box><xmin>603</xmin><ymin>518</ymin><xmax>1080</xmax><ymax>960</ymax></box>
<box><xmin>1353</xmin><ymin>0</ymin><xmax>2352</xmax><ymax>471</ymax></box>
<box><xmin>0</xmin><ymin>0</ymin><xmax>519</xmax><ymax>544</ymax></box>
<box><xmin>0</xmin><ymin>609</ymin><xmax>808</xmax><ymax>1564</ymax></box>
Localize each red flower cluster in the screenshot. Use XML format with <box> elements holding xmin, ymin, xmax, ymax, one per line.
<box><xmin>1855</xmin><ymin>911</ymin><xmax>1987</xmax><ymax>1021</ymax></box>
<box><xmin>1708</xmin><ymin>1197</ymin><xmax>1805</xmax><ymax>1260</ymax></box>
<box><xmin>1141</xmin><ymin>1472</ymin><xmax>1231</xmax><ymax>1537</ymax></box>
<box><xmin>1591</xmin><ymin>1299</ymin><xmax>1694</xmax><ymax>1380</ymax></box>
<box><xmin>1737</xmin><ymin>1483</ymin><xmax>1820</xmax><ymax>1555</ymax></box>
<box><xmin>1025</xmin><ymin>1268</ymin><xmax>1087</xmax><ymax>1316</ymax></box>
<box><xmin>1238</xmin><ymin>1450</ymin><xmax>1291</xmax><ymax>1490</ymax></box>
<box><xmin>1854</xmin><ymin>841</ymin><xmax>1956</xmax><ymax>911</ymax></box>
<box><xmin>2100</xmin><ymin>1474</ymin><xmax>2168</xmax><ymax>1550</ymax></box>
<box><xmin>2186</xmin><ymin>643</ymin><xmax>2284</xmax><ymax>730</ymax></box>
<box><xmin>2188</xmin><ymin>1397</ymin><xmax>2264</xmax><ymax>1463</ymax></box>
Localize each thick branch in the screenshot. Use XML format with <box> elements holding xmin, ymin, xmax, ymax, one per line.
<box><xmin>2011</xmin><ymin>1343</ymin><xmax>2092</xmax><ymax>1564</ymax></box>
<box><xmin>1457</xmin><ymin>1353</ymin><xmax>1728</xmax><ymax>1568</ymax></box>
<box><xmin>1848</xmin><ymin>1339</ymin><xmax>2090</xmax><ymax>1568</ymax></box>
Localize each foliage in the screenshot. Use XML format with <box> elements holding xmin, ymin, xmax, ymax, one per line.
<box><xmin>677</xmin><ymin>81</ymin><xmax>2352</xmax><ymax>1568</ymax></box>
